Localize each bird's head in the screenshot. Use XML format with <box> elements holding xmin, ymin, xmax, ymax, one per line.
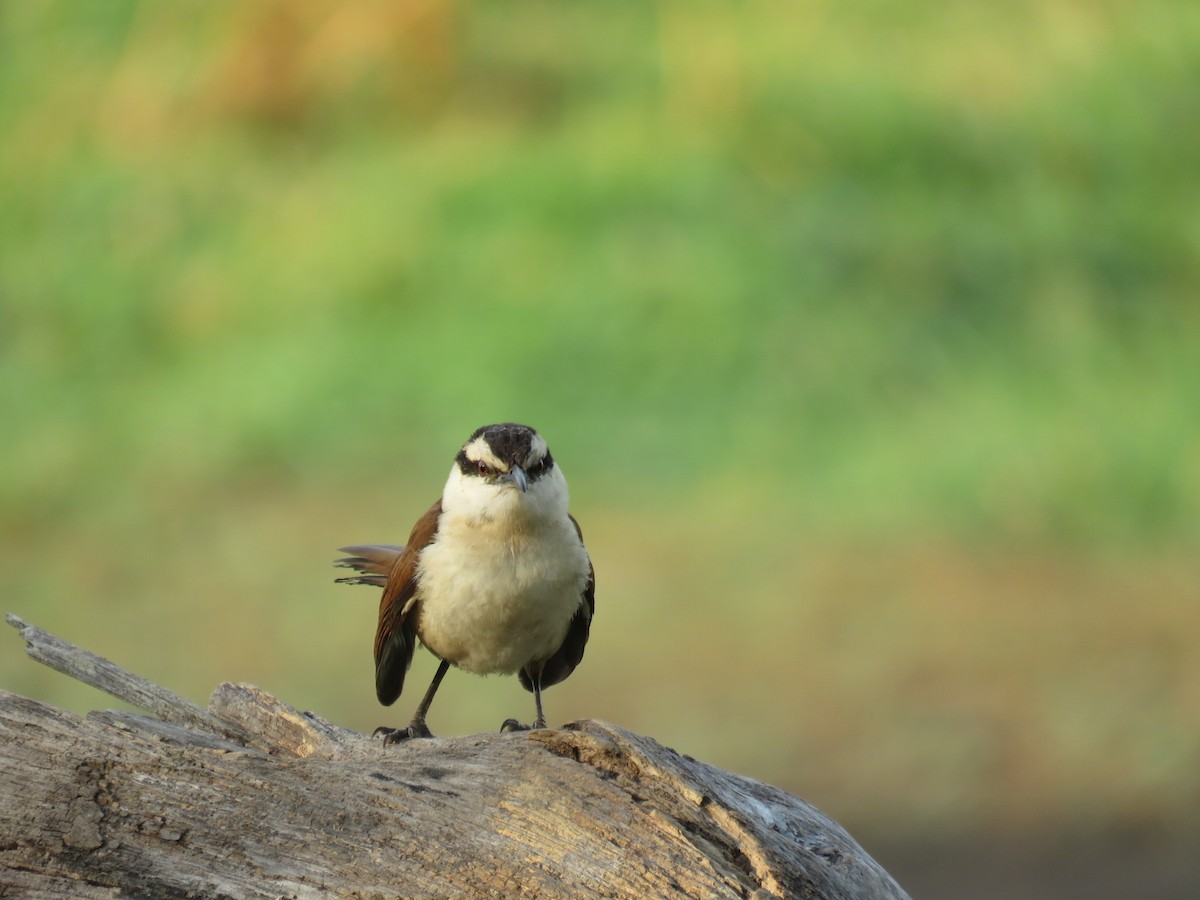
<box><xmin>442</xmin><ymin>423</ymin><xmax>567</xmax><ymax>522</ymax></box>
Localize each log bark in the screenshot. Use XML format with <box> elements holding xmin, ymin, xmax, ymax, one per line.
<box><xmin>1</xmin><ymin>614</ymin><xmax>910</xmax><ymax>899</ymax></box>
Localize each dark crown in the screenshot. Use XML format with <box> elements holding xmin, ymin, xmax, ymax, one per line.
<box><xmin>472</xmin><ymin>423</ymin><xmax>536</xmax><ymax>465</ymax></box>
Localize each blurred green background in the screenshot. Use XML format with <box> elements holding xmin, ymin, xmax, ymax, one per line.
<box><xmin>3</xmin><ymin>1</ymin><xmax>1199</xmax><ymax>894</ymax></box>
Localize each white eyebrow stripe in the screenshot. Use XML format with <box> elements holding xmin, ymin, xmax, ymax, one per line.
<box><xmin>524</xmin><ymin>433</ymin><xmax>548</xmax><ymax>467</ymax></box>
<box><xmin>462</xmin><ymin>437</ymin><xmax>505</xmax><ymax>470</ymax></box>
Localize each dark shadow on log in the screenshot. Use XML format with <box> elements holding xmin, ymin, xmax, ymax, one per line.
<box><xmin>2</xmin><ymin>614</ymin><xmax>911</xmax><ymax>899</ymax></box>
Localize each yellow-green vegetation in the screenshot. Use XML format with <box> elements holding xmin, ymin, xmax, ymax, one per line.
<box><xmin>2</xmin><ymin>1</ymin><xmax>1198</xmax><ymax>844</ymax></box>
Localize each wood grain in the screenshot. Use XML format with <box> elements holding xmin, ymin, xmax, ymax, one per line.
<box><xmin>2</xmin><ymin>615</ymin><xmax>910</xmax><ymax>899</ymax></box>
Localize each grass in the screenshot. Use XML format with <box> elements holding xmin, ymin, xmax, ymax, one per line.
<box><xmin>2</xmin><ymin>0</ymin><xmax>1199</xmax><ymax>843</ymax></box>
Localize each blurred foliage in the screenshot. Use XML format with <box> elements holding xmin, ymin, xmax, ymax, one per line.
<box><xmin>2</xmin><ymin>0</ymin><xmax>1199</xmax><ymax>843</ymax></box>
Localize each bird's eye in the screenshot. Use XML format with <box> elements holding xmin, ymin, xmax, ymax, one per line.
<box><xmin>477</xmin><ymin>460</ymin><xmax>490</xmax><ymax>476</ymax></box>
<box><xmin>528</xmin><ymin>459</ymin><xmax>543</xmax><ymax>475</ymax></box>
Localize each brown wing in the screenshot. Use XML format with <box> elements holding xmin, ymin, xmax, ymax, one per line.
<box><xmin>522</xmin><ymin>513</ymin><xmax>594</xmax><ymax>692</ymax></box>
<box><xmin>373</xmin><ymin>500</ymin><xmax>442</xmax><ymax>705</ymax></box>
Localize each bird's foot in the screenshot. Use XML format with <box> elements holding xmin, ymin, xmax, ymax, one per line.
<box><xmin>499</xmin><ymin>716</ymin><xmax>548</xmax><ymax>733</ymax></box>
<box><xmin>373</xmin><ymin>722</ymin><xmax>434</xmax><ymax>744</ymax></box>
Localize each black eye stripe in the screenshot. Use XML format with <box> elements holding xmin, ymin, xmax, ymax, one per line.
<box><xmin>455</xmin><ymin>450</ymin><xmax>491</xmax><ymax>477</ymax></box>
<box><xmin>526</xmin><ymin>453</ymin><xmax>554</xmax><ymax>481</ymax></box>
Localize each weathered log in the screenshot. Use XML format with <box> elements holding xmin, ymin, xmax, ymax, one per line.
<box><xmin>1</xmin><ymin>614</ymin><xmax>910</xmax><ymax>899</ymax></box>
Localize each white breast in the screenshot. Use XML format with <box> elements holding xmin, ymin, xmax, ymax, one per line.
<box><xmin>415</xmin><ymin>515</ymin><xmax>590</xmax><ymax>674</ymax></box>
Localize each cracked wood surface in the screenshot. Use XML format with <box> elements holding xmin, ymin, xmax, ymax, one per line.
<box><xmin>1</xmin><ymin>615</ymin><xmax>910</xmax><ymax>899</ymax></box>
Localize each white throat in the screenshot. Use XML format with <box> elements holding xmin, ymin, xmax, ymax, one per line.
<box><xmin>439</xmin><ymin>463</ymin><xmax>570</xmax><ymax>531</ymax></box>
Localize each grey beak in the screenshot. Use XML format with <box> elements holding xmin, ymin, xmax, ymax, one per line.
<box><xmin>502</xmin><ymin>465</ymin><xmax>528</xmax><ymax>493</ymax></box>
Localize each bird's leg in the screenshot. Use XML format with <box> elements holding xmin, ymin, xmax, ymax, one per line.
<box><xmin>531</xmin><ymin>678</ymin><xmax>547</xmax><ymax>729</ymax></box>
<box><xmin>374</xmin><ymin>659</ymin><xmax>450</xmax><ymax>745</ymax></box>
<box><xmin>501</xmin><ymin>665</ymin><xmax>547</xmax><ymax>732</ymax></box>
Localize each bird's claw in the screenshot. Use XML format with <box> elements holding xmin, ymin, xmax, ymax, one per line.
<box><xmin>499</xmin><ymin>717</ymin><xmax>547</xmax><ymax>733</ymax></box>
<box><xmin>374</xmin><ymin>723</ymin><xmax>434</xmax><ymax>744</ymax></box>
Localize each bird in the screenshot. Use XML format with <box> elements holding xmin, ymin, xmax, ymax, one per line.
<box><xmin>335</xmin><ymin>423</ymin><xmax>594</xmax><ymax>744</ymax></box>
